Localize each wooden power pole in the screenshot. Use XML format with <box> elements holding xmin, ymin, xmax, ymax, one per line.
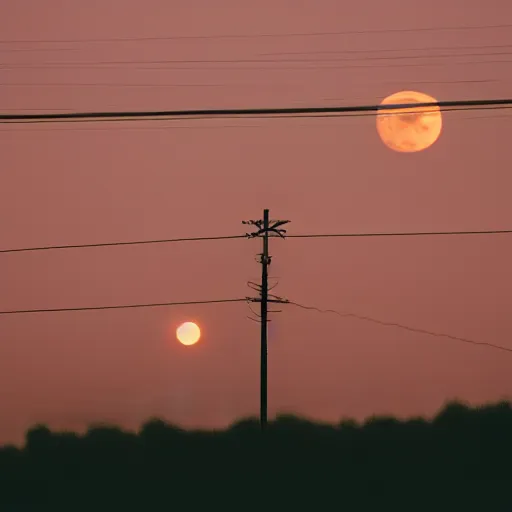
<box><xmin>243</xmin><ymin>209</ymin><xmax>289</xmax><ymax>432</ymax></box>
<box><xmin>260</xmin><ymin>209</ymin><xmax>270</xmax><ymax>430</ymax></box>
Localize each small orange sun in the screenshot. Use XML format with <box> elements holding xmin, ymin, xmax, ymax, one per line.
<box><xmin>176</xmin><ymin>322</ymin><xmax>201</xmax><ymax>346</ymax></box>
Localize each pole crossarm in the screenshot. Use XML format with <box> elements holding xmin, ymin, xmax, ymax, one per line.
<box><xmin>248</xmin><ymin>296</ymin><xmax>289</xmax><ymax>304</ymax></box>
<box><xmin>242</xmin><ymin>218</ymin><xmax>290</xmax><ymax>239</ymax></box>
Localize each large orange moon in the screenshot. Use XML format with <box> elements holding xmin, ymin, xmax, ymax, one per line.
<box><xmin>376</xmin><ymin>91</ymin><xmax>442</xmax><ymax>153</ymax></box>
<box><xmin>176</xmin><ymin>322</ymin><xmax>201</xmax><ymax>346</ymax></box>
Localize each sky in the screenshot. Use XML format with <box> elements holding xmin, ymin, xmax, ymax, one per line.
<box><xmin>0</xmin><ymin>0</ymin><xmax>511</xmax><ymax>445</ymax></box>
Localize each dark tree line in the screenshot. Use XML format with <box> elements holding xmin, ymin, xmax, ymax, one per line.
<box><xmin>1</xmin><ymin>401</ymin><xmax>511</xmax><ymax>510</ymax></box>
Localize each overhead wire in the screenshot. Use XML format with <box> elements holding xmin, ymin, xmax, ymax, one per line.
<box><xmin>1</xmin><ymin>98</ymin><xmax>512</xmax><ymax>123</ymax></box>
<box><xmin>0</xmin><ymin>22</ymin><xmax>510</xmax><ymax>44</ymax></box>
<box><xmin>0</xmin><ymin>83</ymin><xmax>231</xmax><ymax>88</ymax></box>
<box><xmin>0</xmin><ymin>47</ymin><xmax>79</xmax><ymax>52</ymax></box>
<box><xmin>3</xmin><ymin>111</ymin><xmax>510</xmax><ymax>133</ymax></box>
<box><xmin>0</xmin><ymin>229</ymin><xmax>510</xmax><ymax>256</ymax></box>
<box><xmin>4</xmin><ymin>49</ymin><xmax>512</xmax><ymax>67</ymax></box>
<box><xmin>0</xmin><ymin>234</ymin><xmax>246</xmax><ymax>254</ymax></box>
<box><xmin>2</xmin><ymin>58</ymin><xmax>511</xmax><ymax>73</ymax></box>
<box><xmin>3</xmin><ymin>106</ymin><xmax>512</xmax><ymax>125</ymax></box>
<box><xmin>287</xmin><ymin>301</ymin><xmax>512</xmax><ymax>354</ymax></box>
<box><xmin>0</xmin><ymin>123</ymin><xmax>272</xmax><ymax>132</ymax></box>
<box><xmin>287</xmin><ymin>229</ymin><xmax>512</xmax><ymax>239</ymax></box>
<box><xmin>2</xmin><ymin>42</ymin><xmax>512</xmax><ymax>55</ymax></box>
<box><xmin>459</xmin><ymin>113</ymin><xmax>512</xmax><ymax>121</ymax></box>
<box><xmin>262</xmin><ymin>43</ymin><xmax>512</xmax><ymax>56</ymax></box>
<box><xmin>0</xmin><ymin>298</ymin><xmax>248</xmax><ymax>316</ymax></box>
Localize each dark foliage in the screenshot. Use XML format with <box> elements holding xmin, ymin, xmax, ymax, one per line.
<box><xmin>1</xmin><ymin>401</ymin><xmax>511</xmax><ymax>510</ymax></box>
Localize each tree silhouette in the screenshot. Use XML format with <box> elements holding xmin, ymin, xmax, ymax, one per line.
<box><xmin>0</xmin><ymin>401</ymin><xmax>511</xmax><ymax>509</ymax></box>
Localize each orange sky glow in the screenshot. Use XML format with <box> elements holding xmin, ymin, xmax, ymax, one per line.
<box><xmin>1</xmin><ymin>0</ymin><xmax>511</xmax><ymax>445</ymax></box>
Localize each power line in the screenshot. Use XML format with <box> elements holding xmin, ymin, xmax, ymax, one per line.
<box><xmin>287</xmin><ymin>301</ymin><xmax>512</xmax><ymax>354</ymax></box>
<box><xmin>0</xmin><ymin>79</ymin><xmax>499</xmax><ymax>95</ymax></box>
<box><xmin>0</xmin><ymin>123</ymin><xmax>272</xmax><ymax>133</ymax></box>
<box><xmin>0</xmin><ymin>108</ymin><xmax>75</xmax><ymax>111</ymax></box>
<box><xmin>461</xmin><ymin>113</ymin><xmax>512</xmax><ymax>121</ymax></box>
<box><xmin>262</xmin><ymin>43</ymin><xmax>512</xmax><ymax>56</ymax></box>
<box><xmin>0</xmin><ymin>77</ymin><xmax>505</xmax><ymax>93</ymax></box>
<box><xmin>0</xmin><ymin>298</ymin><xmax>247</xmax><ymax>316</ymax></box>
<box><xmin>287</xmin><ymin>229</ymin><xmax>512</xmax><ymax>240</ymax></box>
<box><xmin>1</xmin><ymin>229</ymin><xmax>510</xmax><ymax>255</ymax></box>
<box><xmin>0</xmin><ymin>83</ymin><xmax>230</xmax><ymax>88</ymax></box>
<box><xmin>2</xmin><ymin>41</ymin><xmax>512</xmax><ymax>56</ymax></box>
<box><xmin>0</xmin><ymin>43</ymin><xmax>512</xmax><ymax>61</ymax></box>
<box><xmin>2</xmin><ymin>108</ymin><xmax>511</xmax><ymax>129</ymax></box>
<box><xmin>3</xmin><ymin>111</ymin><xmax>509</xmax><ymax>134</ymax></box>
<box><xmin>2</xmin><ymin>58</ymin><xmax>511</xmax><ymax>73</ymax></box>
<box><xmin>4</xmin><ymin>108</ymin><xmax>512</xmax><ymax>126</ymax></box>
<box><xmin>0</xmin><ymin>42</ymin><xmax>512</xmax><ymax>60</ymax></box>
<box><xmin>1</xmin><ymin>98</ymin><xmax>512</xmax><ymax>123</ymax></box>
<box><xmin>4</xmin><ymin>50</ymin><xmax>512</xmax><ymax>67</ymax></box>
<box><xmin>0</xmin><ymin>23</ymin><xmax>510</xmax><ymax>44</ymax></box>
<box><xmin>0</xmin><ymin>47</ymin><xmax>79</xmax><ymax>53</ymax></box>
<box><xmin>0</xmin><ymin>234</ymin><xmax>246</xmax><ymax>254</ymax></box>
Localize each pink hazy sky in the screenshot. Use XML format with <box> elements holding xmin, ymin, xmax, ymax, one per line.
<box><xmin>1</xmin><ymin>0</ymin><xmax>511</xmax><ymax>445</ymax></box>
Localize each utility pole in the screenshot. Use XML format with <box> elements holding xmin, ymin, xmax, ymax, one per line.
<box><xmin>260</xmin><ymin>209</ymin><xmax>270</xmax><ymax>431</ymax></box>
<box><xmin>243</xmin><ymin>209</ymin><xmax>289</xmax><ymax>432</ymax></box>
